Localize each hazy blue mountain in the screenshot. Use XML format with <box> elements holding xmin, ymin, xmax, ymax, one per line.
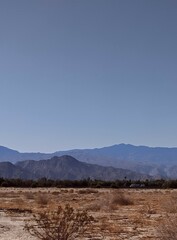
<box><xmin>54</xmin><ymin>144</ymin><xmax>177</xmax><ymax>166</ymax></box>
<box><xmin>0</xmin><ymin>146</ymin><xmax>50</xmax><ymax>163</ymax></box>
<box><xmin>53</xmin><ymin>144</ymin><xmax>177</xmax><ymax>178</ymax></box>
<box><xmin>1</xmin><ymin>144</ymin><xmax>177</xmax><ymax>178</ymax></box>
<box><xmin>0</xmin><ymin>161</ymin><xmax>33</xmax><ymax>179</ymax></box>
<box><xmin>0</xmin><ymin>146</ymin><xmax>20</xmax><ymax>162</ymax></box>
<box><xmin>0</xmin><ymin>156</ymin><xmax>150</xmax><ymax>180</ymax></box>
<box><xmin>16</xmin><ymin>155</ymin><xmax>150</xmax><ymax>180</ymax></box>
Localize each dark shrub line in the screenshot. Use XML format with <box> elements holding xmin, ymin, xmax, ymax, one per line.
<box><xmin>1</xmin><ymin>177</ymin><xmax>177</xmax><ymax>188</ymax></box>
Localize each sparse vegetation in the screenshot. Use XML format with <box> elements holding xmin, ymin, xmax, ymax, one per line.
<box><xmin>158</xmin><ymin>193</ymin><xmax>177</xmax><ymax>239</ymax></box>
<box><xmin>25</xmin><ymin>204</ymin><xmax>94</xmax><ymax>240</ymax></box>
<box><xmin>0</xmin><ymin>188</ymin><xmax>177</xmax><ymax>239</ymax></box>
<box><xmin>86</xmin><ymin>190</ymin><xmax>133</xmax><ymax>212</ymax></box>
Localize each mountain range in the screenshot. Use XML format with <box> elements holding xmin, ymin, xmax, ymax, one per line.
<box><xmin>0</xmin><ymin>144</ymin><xmax>177</xmax><ymax>179</ymax></box>
<box><xmin>0</xmin><ymin>155</ymin><xmax>149</xmax><ymax>180</ymax></box>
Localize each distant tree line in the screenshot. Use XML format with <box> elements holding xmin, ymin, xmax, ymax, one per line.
<box><xmin>1</xmin><ymin>177</ymin><xmax>177</xmax><ymax>188</ymax></box>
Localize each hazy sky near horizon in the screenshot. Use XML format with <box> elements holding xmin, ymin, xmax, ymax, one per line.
<box><xmin>0</xmin><ymin>0</ymin><xmax>177</xmax><ymax>152</ymax></box>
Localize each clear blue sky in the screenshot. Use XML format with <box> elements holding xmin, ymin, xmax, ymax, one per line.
<box><xmin>0</xmin><ymin>0</ymin><xmax>177</xmax><ymax>152</ymax></box>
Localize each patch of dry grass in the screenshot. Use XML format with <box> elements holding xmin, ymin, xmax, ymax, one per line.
<box><xmin>78</xmin><ymin>189</ymin><xmax>98</xmax><ymax>194</ymax></box>
<box><xmin>157</xmin><ymin>192</ymin><xmax>177</xmax><ymax>240</ymax></box>
<box><xmin>158</xmin><ymin>214</ymin><xmax>177</xmax><ymax>240</ymax></box>
<box><xmin>87</xmin><ymin>190</ymin><xmax>133</xmax><ymax>212</ymax></box>
<box><xmin>25</xmin><ymin>191</ymin><xmax>35</xmax><ymax>200</ymax></box>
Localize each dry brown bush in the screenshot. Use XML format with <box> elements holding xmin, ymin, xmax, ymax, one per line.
<box><xmin>52</xmin><ymin>191</ymin><xmax>60</xmax><ymax>195</ymax></box>
<box><xmin>25</xmin><ymin>204</ymin><xmax>94</xmax><ymax>240</ymax></box>
<box><xmin>68</xmin><ymin>189</ymin><xmax>74</xmax><ymax>193</ymax></box>
<box><xmin>110</xmin><ymin>191</ymin><xmax>133</xmax><ymax>209</ymax></box>
<box><xmin>61</xmin><ymin>189</ymin><xmax>69</xmax><ymax>193</ymax></box>
<box><xmin>36</xmin><ymin>193</ymin><xmax>49</xmax><ymax>206</ymax></box>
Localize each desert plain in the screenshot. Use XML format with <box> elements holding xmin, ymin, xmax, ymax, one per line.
<box><xmin>0</xmin><ymin>187</ymin><xmax>177</xmax><ymax>240</ymax></box>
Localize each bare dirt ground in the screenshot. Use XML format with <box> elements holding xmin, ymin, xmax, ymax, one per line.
<box><xmin>0</xmin><ymin>188</ymin><xmax>177</xmax><ymax>239</ymax></box>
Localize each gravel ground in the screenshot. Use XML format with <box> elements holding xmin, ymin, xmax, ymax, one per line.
<box><xmin>0</xmin><ymin>211</ymin><xmax>37</xmax><ymax>240</ymax></box>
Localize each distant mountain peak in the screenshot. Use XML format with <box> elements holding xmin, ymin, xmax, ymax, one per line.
<box><xmin>0</xmin><ymin>146</ymin><xmax>19</xmax><ymax>153</ymax></box>
<box><xmin>13</xmin><ymin>155</ymin><xmax>150</xmax><ymax>180</ymax></box>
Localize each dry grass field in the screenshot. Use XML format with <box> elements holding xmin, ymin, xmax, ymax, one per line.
<box><xmin>0</xmin><ymin>188</ymin><xmax>177</xmax><ymax>239</ymax></box>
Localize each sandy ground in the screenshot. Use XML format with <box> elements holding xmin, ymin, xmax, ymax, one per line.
<box><xmin>0</xmin><ymin>211</ymin><xmax>37</xmax><ymax>240</ymax></box>
<box><xmin>0</xmin><ymin>188</ymin><xmax>177</xmax><ymax>239</ymax></box>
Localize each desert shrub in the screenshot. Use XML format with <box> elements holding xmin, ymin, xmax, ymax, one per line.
<box><xmin>110</xmin><ymin>191</ymin><xmax>133</xmax><ymax>208</ymax></box>
<box><xmin>68</xmin><ymin>189</ymin><xmax>74</xmax><ymax>193</ymax></box>
<box><xmin>78</xmin><ymin>189</ymin><xmax>88</xmax><ymax>194</ymax></box>
<box><xmin>60</xmin><ymin>189</ymin><xmax>68</xmax><ymax>193</ymax></box>
<box><xmin>36</xmin><ymin>193</ymin><xmax>49</xmax><ymax>206</ymax></box>
<box><xmin>52</xmin><ymin>191</ymin><xmax>60</xmax><ymax>195</ymax></box>
<box><xmin>25</xmin><ymin>204</ymin><xmax>94</xmax><ymax>240</ymax></box>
